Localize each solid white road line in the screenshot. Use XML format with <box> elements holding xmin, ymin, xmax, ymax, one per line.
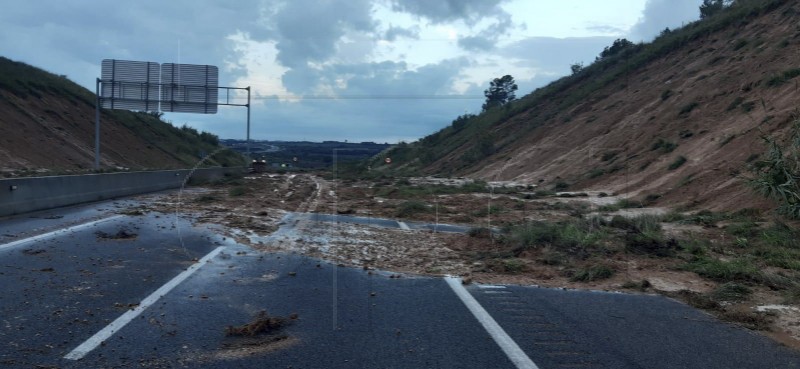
<box><xmin>445</xmin><ymin>277</ymin><xmax>540</xmax><ymax>369</ymax></box>
<box><xmin>64</xmin><ymin>246</ymin><xmax>226</xmax><ymax>360</ymax></box>
<box><xmin>0</xmin><ymin>215</ymin><xmax>125</xmax><ymax>251</ymax></box>
<box><xmin>397</xmin><ymin>221</ymin><xmax>410</xmax><ymax>230</ymax></box>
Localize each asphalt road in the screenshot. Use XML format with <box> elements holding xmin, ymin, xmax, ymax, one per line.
<box><xmin>1</xmin><ymin>197</ymin><xmax>799</xmax><ymax>368</ymax></box>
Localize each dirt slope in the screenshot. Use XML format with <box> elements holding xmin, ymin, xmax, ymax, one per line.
<box><xmin>0</xmin><ymin>57</ymin><xmax>240</xmax><ymax>175</ymax></box>
<box><xmin>383</xmin><ymin>0</ymin><xmax>799</xmax><ymax>213</ymax></box>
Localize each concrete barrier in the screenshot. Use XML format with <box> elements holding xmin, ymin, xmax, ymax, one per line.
<box><xmin>0</xmin><ymin>167</ymin><xmax>244</xmax><ymax>217</ymax></box>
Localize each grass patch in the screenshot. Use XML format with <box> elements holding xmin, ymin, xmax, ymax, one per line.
<box><xmin>473</xmin><ymin>205</ymin><xmax>503</xmax><ymax>217</ymax></box>
<box><xmin>760</xmin><ymin>222</ymin><xmax>800</xmax><ymax>248</ymax></box>
<box><xmin>751</xmin><ymin>247</ymin><xmax>800</xmax><ymax>271</ymax></box>
<box><xmin>682</xmin><ymin>258</ymin><xmax>761</xmax><ymax>283</ymax></box>
<box><xmin>711</xmin><ymin>282</ymin><xmax>753</xmax><ymax>302</ymax></box>
<box><xmin>570</xmin><ymin>265</ymin><xmax>615</xmax><ymax>282</ymax></box>
<box><xmin>621</xmin><ymin>279</ymin><xmax>652</xmax><ymax>291</ymax></box>
<box><xmin>765</xmin><ymin>68</ymin><xmax>800</xmax><ymax>87</ymax></box>
<box><xmin>505</xmin><ymin>219</ymin><xmax>608</xmax><ymax>255</ymax></box>
<box><xmin>501</xmin><ymin>258</ymin><xmax>527</xmax><ymax>274</ymax></box>
<box><xmin>395</xmin><ymin>200</ymin><xmax>430</xmax><ymax>217</ymax></box>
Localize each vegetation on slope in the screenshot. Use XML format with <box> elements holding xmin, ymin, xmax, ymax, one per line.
<box><xmin>369</xmin><ymin>0</ymin><xmax>791</xmax><ymax>175</ymax></box>
<box><xmin>0</xmin><ymin>56</ymin><xmax>243</xmax><ymax>171</ymax></box>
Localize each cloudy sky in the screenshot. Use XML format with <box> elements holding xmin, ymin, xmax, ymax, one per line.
<box><xmin>1</xmin><ymin>0</ymin><xmax>701</xmax><ymax>143</ymax></box>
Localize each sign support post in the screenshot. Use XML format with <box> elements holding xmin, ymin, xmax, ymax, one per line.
<box><xmin>94</xmin><ymin>78</ymin><xmax>101</xmax><ymax>170</ymax></box>
<box><xmin>246</xmin><ymin>86</ymin><xmax>251</xmax><ymax>159</ymax></box>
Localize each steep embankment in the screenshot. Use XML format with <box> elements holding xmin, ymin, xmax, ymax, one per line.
<box><xmin>0</xmin><ymin>57</ymin><xmax>241</xmax><ymax>175</ymax></box>
<box><xmin>380</xmin><ymin>0</ymin><xmax>799</xmax><ymax>212</ymax></box>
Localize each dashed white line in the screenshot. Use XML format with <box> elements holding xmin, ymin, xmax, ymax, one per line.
<box><xmin>0</xmin><ymin>215</ymin><xmax>125</xmax><ymax>251</ymax></box>
<box><xmin>64</xmin><ymin>246</ymin><xmax>226</xmax><ymax>360</ymax></box>
<box><xmin>445</xmin><ymin>277</ymin><xmax>540</xmax><ymax>369</ymax></box>
<box><xmin>477</xmin><ymin>285</ymin><xmax>508</xmax><ymax>289</ymax></box>
<box><xmin>397</xmin><ymin>221</ymin><xmax>410</xmax><ymax>230</ymax></box>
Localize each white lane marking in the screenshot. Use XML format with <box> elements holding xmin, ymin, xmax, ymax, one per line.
<box><xmin>483</xmin><ymin>290</ymin><xmax>512</xmax><ymax>294</ymax></box>
<box><xmin>397</xmin><ymin>221</ymin><xmax>410</xmax><ymax>230</ymax></box>
<box><xmin>445</xmin><ymin>277</ymin><xmax>540</xmax><ymax>369</ymax></box>
<box><xmin>477</xmin><ymin>285</ymin><xmax>508</xmax><ymax>289</ymax></box>
<box><xmin>0</xmin><ymin>215</ymin><xmax>125</xmax><ymax>251</ymax></box>
<box><xmin>64</xmin><ymin>246</ymin><xmax>226</xmax><ymax>360</ymax></box>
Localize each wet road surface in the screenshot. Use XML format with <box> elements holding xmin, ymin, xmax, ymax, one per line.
<box><xmin>1</xmin><ymin>198</ymin><xmax>799</xmax><ymax>368</ymax></box>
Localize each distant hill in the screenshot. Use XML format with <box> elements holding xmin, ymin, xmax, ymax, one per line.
<box><xmin>222</xmin><ymin>139</ymin><xmax>390</xmax><ymax>168</ymax></box>
<box><xmin>0</xmin><ymin>57</ymin><xmax>242</xmax><ymax>177</ymax></box>
<box><xmin>375</xmin><ymin>0</ymin><xmax>797</xmax><ymax>212</ymax></box>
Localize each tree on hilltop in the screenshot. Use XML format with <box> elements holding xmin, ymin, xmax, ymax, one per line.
<box><xmin>482</xmin><ymin>75</ymin><xmax>518</xmax><ymax>112</ymax></box>
<box><xmin>700</xmin><ymin>0</ymin><xmax>733</xmax><ymax>19</ymax></box>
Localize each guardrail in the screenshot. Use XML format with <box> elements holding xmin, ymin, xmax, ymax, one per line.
<box><xmin>0</xmin><ymin>167</ymin><xmax>244</xmax><ymax>217</ymax></box>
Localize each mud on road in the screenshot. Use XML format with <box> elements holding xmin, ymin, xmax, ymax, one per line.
<box><xmin>128</xmin><ymin>173</ymin><xmax>800</xmax><ymax>349</ymax></box>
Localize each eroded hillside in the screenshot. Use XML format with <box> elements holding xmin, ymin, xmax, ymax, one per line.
<box><xmin>378</xmin><ymin>0</ymin><xmax>799</xmax><ymax>213</ymax></box>
<box><xmin>0</xmin><ymin>57</ymin><xmax>242</xmax><ymax>176</ymax></box>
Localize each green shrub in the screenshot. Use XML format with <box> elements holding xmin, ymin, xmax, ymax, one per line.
<box><xmin>765</xmin><ymin>68</ymin><xmax>800</xmax><ymax>87</ymax></box>
<box><xmin>395</xmin><ymin>200</ymin><xmax>430</xmax><ymax>217</ymax></box>
<box><xmin>711</xmin><ymin>282</ymin><xmax>753</xmax><ymax>302</ymax></box>
<box><xmin>726</xmin><ymin>221</ymin><xmax>760</xmax><ymax>238</ymax></box>
<box><xmin>749</xmin><ymin>122</ymin><xmax>800</xmax><ymax>218</ymax></box>
<box><xmin>228</xmin><ymin>186</ymin><xmax>247</xmax><ymax>197</ymax></box>
<box><xmin>625</xmin><ymin>230</ymin><xmax>677</xmax><ymax>257</ymax></box>
<box><xmin>668</xmin><ymin>156</ymin><xmax>688</xmax><ymax>170</ymax></box>
<box><xmin>651</xmin><ymin>139</ymin><xmax>678</xmax><ymax>153</ymax></box>
<box><xmin>740</xmin><ymin>101</ymin><xmax>756</xmax><ymax>112</ymax></box>
<box><xmin>570</xmin><ymin>265</ymin><xmax>615</xmax><ymax>282</ymax></box>
<box><xmin>726</xmin><ymin>96</ymin><xmax>745</xmax><ymax>111</ymax></box>
<box><xmin>732</xmin><ymin>38</ymin><xmax>749</xmax><ymax>50</ymax></box>
<box><xmin>501</xmin><ymin>258</ymin><xmax>526</xmax><ymax>274</ymax></box>
<box><xmin>468</xmin><ymin>227</ymin><xmax>491</xmax><ymax>238</ymax></box>
<box><xmin>682</xmin><ymin>258</ymin><xmax>761</xmax><ymax>282</ymax></box>
<box><xmin>678</xmin><ymin>102</ymin><xmax>699</xmax><ymax>117</ymax></box>
<box><xmin>506</xmin><ymin>220</ymin><xmax>607</xmax><ymax>253</ymax></box>
<box><xmin>588</xmin><ymin>168</ymin><xmax>606</xmax><ymax>179</ymax></box>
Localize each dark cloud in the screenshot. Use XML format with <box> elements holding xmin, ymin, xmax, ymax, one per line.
<box><xmin>501</xmin><ymin>36</ymin><xmax>617</xmax><ymax>75</ymax></box>
<box><xmin>384</xmin><ymin>25</ymin><xmax>420</xmax><ymax>41</ymax></box>
<box><xmin>272</xmin><ymin>0</ymin><xmax>377</xmax><ymax>68</ymax></box>
<box><xmin>456</xmin><ymin>13</ymin><xmax>514</xmax><ymax>51</ymax></box>
<box><xmin>0</xmin><ymin>0</ymin><xmax>269</xmax><ymax>86</ymax></box>
<box><xmin>628</xmin><ymin>0</ymin><xmax>700</xmax><ymax>42</ymax></box>
<box><xmin>458</xmin><ymin>36</ymin><xmax>496</xmax><ymax>51</ymax></box>
<box><xmin>389</xmin><ymin>0</ymin><xmax>507</xmax><ymax>25</ymax></box>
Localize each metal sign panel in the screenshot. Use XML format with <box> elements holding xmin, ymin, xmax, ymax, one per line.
<box><xmin>160</xmin><ymin>63</ymin><xmax>219</xmax><ymax>114</ymax></box>
<box><xmin>100</xmin><ymin>59</ymin><xmax>160</xmax><ymax>111</ymax></box>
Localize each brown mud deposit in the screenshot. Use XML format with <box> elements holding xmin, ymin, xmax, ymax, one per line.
<box><xmin>130</xmin><ymin>174</ymin><xmax>800</xmax><ymax>349</ymax></box>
